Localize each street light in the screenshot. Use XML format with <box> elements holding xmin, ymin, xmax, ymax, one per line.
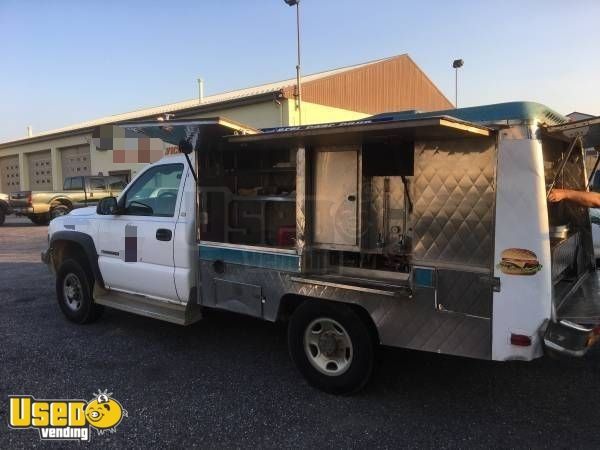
<box><xmin>452</xmin><ymin>59</ymin><xmax>464</xmax><ymax>108</ymax></box>
<box><xmin>284</xmin><ymin>0</ymin><xmax>302</xmax><ymax>124</ymax></box>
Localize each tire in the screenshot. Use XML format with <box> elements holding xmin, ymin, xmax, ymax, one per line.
<box><xmin>288</xmin><ymin>300</ymin><xmax>376</xmax><ymax>395</ymax></box>
<box><xmin>0</xmin><ymin>208</ymin><xmax>5</xmax><ymax>226</ymax></box>
<box><xmin>29</xmin><ymin>214</ymin><xmax>50</xmax><ymax>226</ymax></box>
<box><xmin>56</xmin><ymin>259</ymin><xmax>103</xmax><ymax>324</ymax></box>
<box><xmin>50</xmin><ymin>204</ymin><xmax>70</xmax><ymax>220</ymax></box>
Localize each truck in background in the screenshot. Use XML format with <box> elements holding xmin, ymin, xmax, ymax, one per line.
<box><xmin>0</xmin><ymin>192</ymin><xmax>13</xmax><ymax>226</ymax></box>
<box><xmin>9</xmin><ymin>175</ymin><xmax>125</xmax><ymax>225</ymax></box>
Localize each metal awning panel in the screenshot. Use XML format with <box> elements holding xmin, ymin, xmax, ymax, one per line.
<box><xmin>118</xmin><ymin>117</ymin><xmax>259</xmax><ymax>146</ymax></box>
<box><xmin>545</xmin><ymin>116</ymin><xmax>600</xmax><ymax>148</ymax></box>
<box><xmin>228</xmin><ymin>115</ymin><xmax>492</xmax><ymax>147</ymax></box>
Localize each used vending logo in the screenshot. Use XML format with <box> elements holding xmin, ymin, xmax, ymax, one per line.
<box><xmin>8</xmin><ymin>390</ymin><xmax>127</xmax><ymax>441</ymax></box>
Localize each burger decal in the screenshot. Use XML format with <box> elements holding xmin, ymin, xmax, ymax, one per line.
<box><xmin>497</xmin><ymin>248</ymin><xmax>542</xmax><ymax>276</ymax></box>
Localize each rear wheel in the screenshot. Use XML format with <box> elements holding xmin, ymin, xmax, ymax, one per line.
<box><xmin>288</xmin><ymin>300</ymin><xmax>376</xmax><ymax>395</ymax></box>
<box><xmin>0</xmin><ymin>208</ymin><xmax>5</xmax><ymax>226</ymax></box>
<box><xmin>56</xmin><ymin>259</ymin><xmax>103</xmax><ymax>324</ymax></box>
<box><xmin>29</xmin><ymin>214</ymin><xmax>49</xmax><ymax>226</ymax></box>
<box><xmin>50</xmin><ymin>204</ymin><xmax>70</xmax><ymax>220</ymax></box>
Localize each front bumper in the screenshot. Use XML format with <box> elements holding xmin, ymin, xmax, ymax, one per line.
<box><xmin>41</xmin><ymin>247</ymin><xmax>51</xmax><ymax>266</ymax></box>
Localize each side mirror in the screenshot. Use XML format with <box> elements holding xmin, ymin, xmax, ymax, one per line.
<box><xmin>97</xmin><ymin>196</ymin><xmax>118</xmax><ymax>215</ymax></box>
<box><xmin>178</xmin><ymin>139</ymin><xmax>194</xmax><ymax>154</ymax></box>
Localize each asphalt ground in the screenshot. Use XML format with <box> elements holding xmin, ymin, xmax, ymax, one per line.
<box><xmin>1</xmin><ymin>216</ymin><xmax>600</xmax><ymax>448</ymax></box>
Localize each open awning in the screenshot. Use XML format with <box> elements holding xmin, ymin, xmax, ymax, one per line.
<box><xmin>118</xmin><ymin>117</ymin><xmax>258</xmax><ymax>147</ymax></box>
<box><xmin>228</xmin><ymin>115</ymin><xmax>492</xmax><ymax>148</ymax></box>
<box><xmin>545</xmin><ymin>116</ymin><xmax>600</xmax><ymax>148</ymax></box>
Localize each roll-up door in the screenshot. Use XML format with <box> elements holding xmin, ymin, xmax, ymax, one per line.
<box><xmin>61</xmin><ymin>145</ymin><xmax>91</xmax><ymax>180</ymax></box>
<box><xmin>27</xmin><ymin>151</ymin><xmax>52</xmax><ymax>190</ymax></box>
<box><xmin>0</xmin><ymin>156</ymin><xmax>20</xmax><ymax>193</ymax></box>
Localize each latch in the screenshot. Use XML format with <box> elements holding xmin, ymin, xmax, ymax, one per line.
<box><xmin>479</xmin><ymin>275</ymin><xmax>501</xmax><ymax>292</ymax></box>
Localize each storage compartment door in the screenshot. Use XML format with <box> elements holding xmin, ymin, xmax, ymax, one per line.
<box><xmin>313</xmin><ymin>147</ymin><xmax>359</xmax><ymax>248</ymax></box>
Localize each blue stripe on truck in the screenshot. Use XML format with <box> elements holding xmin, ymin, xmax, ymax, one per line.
<box><xmin>199</xmin><ymin>245</ymin><xmax>300</xmax><ymax>272</ymax></box>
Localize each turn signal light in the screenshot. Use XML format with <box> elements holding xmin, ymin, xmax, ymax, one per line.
<box><xmin>510</xmin><ymin>333</ymin><xmax>532</xmax><ymax>347</ymax></box>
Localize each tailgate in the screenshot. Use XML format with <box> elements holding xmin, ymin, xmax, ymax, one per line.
<box><xmin>9</xmin><ymin>191</ymin><xmax>31</xmax><ymax>207</ymax></box>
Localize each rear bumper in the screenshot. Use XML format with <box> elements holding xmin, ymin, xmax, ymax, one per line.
<box><xmin>12</xmin><ymin>206</ymin><xmax>35</xmax><ymax>215</ymax></box>
<box><xmin>543</xmin><ymin>319</ymin><xmax>600</xmax><ymax>357</ymax></box>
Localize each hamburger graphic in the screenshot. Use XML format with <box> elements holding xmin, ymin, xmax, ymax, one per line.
<box><xmin>498</xmin><ymin>248</ymin><xmax>542</xmax><ymax>275</ymax></box>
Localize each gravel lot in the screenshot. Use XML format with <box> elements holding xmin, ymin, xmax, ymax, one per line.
<box><xmin>1</xmin><ymin>216</ymin><xmax>600</xmax><ymax>448</ymax></box>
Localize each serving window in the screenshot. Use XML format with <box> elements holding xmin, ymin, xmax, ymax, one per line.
<box><xmin>198</xmin><ymin>143</ymin><xmax>297</xmax><ymax>250</ymax></box>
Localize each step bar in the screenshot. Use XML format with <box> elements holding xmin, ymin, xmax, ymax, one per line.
<box><xmin>93</xmin><ymin>286</ymin><xmax>202</xmax><ymax>326</ymax></box>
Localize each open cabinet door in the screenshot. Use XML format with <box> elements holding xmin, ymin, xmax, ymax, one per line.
<box><xmin>545</xmin><ymin>116</ymin><xmax>600</xmax><ymax>149</ymax></box>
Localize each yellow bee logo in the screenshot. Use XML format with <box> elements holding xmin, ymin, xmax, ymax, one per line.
<box><xmin>84</xmin><ymin>390</ymin><xmax>127</xmax><ymax>433</ymax></box>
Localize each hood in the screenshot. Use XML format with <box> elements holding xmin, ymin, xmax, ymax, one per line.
<box><xmin>0</xmin><ymin>192</ymin><xmax>7</xmax><ymax>201</ymax></box>
<box><xmin>67</xmin><ymin>206</ymin><xmax>97</xmax><ymax>217</ymax></box>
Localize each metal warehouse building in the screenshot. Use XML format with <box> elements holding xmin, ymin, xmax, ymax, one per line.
<box><xmin>0</xmin><ymin>54</ymin><xmax>452</xmax><ymax>192</ymax></box>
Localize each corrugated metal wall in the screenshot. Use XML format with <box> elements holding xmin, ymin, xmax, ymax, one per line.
<box><xmin>283</xmin><ymin>55</ymin><xmax>453</xmax><ymax>115</ymax></box>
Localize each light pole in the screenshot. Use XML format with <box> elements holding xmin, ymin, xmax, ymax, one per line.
<box><xmin>452</xmin><ymin>59</ymin><xmax>464</xmax><ymax>108</ymax></box>
<box><xmin>284</xmin><ymin>0</ymin><xmax>302</xmax><ymax>124</ymax></box>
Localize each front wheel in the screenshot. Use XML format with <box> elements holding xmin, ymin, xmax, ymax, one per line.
<box><xmin>56</xmin><ymin>259</ymin><xmax>103</xmax><ymax>324</ymax></box>
<box><xmin>0</xmin><ymin>208</ymin><xmax>5</xmax><ymax>226</ymax></box>
<box><xmin>288</xmin><ymin>300</ymin><xmax>376</xmax><ymax>395</ymax></box>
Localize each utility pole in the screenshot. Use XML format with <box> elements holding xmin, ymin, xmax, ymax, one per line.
<box><xmin>284</xmin><ymin>0</ymin><xmax>302</xmax><ymax>124</ymax></box>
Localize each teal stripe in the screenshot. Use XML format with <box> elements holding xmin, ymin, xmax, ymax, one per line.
<box><xmin>199</xmin><ymin>245</ymin><xmax>300</xmax><ymax>272</ymax></box>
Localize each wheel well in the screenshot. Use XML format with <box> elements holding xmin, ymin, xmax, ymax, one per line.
<box><xmin>0</xmin><ymin>200</ymin><xmax>7</xmax><ymax>213</ymax></box>
<box><xmin>277</xmin><ymin>294</ymin><xmax>380</xmax><ymax>344</ymax></box>
<box><xmin>51</xmin><ymin>198</ymin><xmax>72</xmax><ymax>209</ymax></box>
<box><xmin>52</xmin><ymin>240</ymin><xmax>90</xmax><ymax>273</ymax></box>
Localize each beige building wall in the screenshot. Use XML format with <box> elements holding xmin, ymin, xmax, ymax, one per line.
<box><xmin>0</xmin><ymin>99</ymin><xmax>369</xmax><ymax>191</ymax></box>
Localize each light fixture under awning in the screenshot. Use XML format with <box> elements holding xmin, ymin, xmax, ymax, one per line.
<box><xmin>545</xmin><ymin>116</ymin><xmax>600</xmax><ymax>148</ymax></box>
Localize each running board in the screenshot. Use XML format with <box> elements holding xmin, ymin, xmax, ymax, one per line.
<box><xmin>93</xmin><ymin>287</ymin><xmax>202</xmax><ymax>326</ymax></box>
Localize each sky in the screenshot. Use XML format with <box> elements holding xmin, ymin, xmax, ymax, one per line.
<box><xmin>0</xmin><ymin>0</ymin><xmax>599</xmax><ymax>142</ymax></box>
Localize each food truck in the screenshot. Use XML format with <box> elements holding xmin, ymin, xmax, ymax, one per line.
<box><xmin>43</xmin><ymin>102</ymin><xmax>600</xmax><ymax>393</ymax></box>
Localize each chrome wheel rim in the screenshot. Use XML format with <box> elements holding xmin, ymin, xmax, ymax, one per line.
<box><xmin>304</xmin><ymin>318</ymin><xmax>353</xmax><ymax>376</ymax></box>
<box><xmin>63</xmin><ymin>273</ymin><xmax>83</xmax><ymax>311</ymax></box>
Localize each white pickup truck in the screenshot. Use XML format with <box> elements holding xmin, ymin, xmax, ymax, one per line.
<box><xmin>43</xmin><ymin>112</ymin><xmax>600</xmax><ymax>394</ymax></box>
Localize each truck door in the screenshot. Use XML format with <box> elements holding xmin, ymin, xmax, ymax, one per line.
<box><xmin>96</xmin><ymin>163</ymin><xmax>184</xmax><ymax>302</ymax></box>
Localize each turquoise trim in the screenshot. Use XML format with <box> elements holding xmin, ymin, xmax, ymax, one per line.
<box><xmin>369</xmin><ymin>101</ymin><xmax>567</xmax><ymax>126</ymax></box>
<box><xmin>199</xmin><ymin>245</ymin><xmax>300</xmax><ymax>272</ymax></box>
<box><xmin>413</xmin><ymin>267</ymin><xmax>436</xmax><ymax>288</ymax></box>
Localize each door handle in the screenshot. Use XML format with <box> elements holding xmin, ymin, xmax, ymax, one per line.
<box><xmin>156</xmin><ymin>228</ymin><xmax>172</xmax><ymax>241</ymax></box>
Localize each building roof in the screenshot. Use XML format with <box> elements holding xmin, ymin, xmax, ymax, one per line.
<box><xmin>1</xmin><ymin>55</ymin><xmax>411</xmax><ymax>148</ymax></box>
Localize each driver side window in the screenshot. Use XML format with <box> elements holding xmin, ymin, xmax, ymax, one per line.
<box><xmin>122</xmin><ymin>163</ymin><xmax>184</xmax><ymax>217</ymax></box>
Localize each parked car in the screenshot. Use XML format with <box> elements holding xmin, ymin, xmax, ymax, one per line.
<box><xmin>0</xmin><ymin>192</ymin><xmax>13</xmax><ymax>226</ymax></box>
<box><xmin>9</xmin><ymin>175</ymin><xmax>126</xmax><ymax>225</ymax></box>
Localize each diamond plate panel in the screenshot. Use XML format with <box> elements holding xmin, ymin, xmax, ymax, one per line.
<box><xmin>411</xmin><ymin>138</ymin><xmax>496</xmax><ymax>268</ymax></box>
<box><xmin>198</xmin><ymin>259</ymin><xmax>492</xmax><ymax>360</ymax></box>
